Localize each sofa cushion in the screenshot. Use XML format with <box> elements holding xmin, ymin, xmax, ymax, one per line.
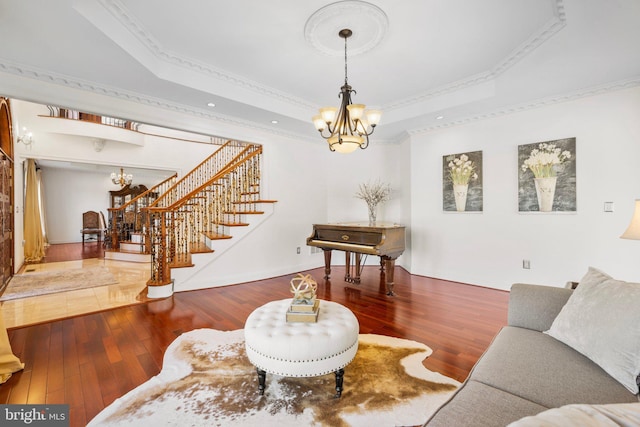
<box><xmin>507</xmin><ymin>402</ymin><xmax>640</xmax><ymax>427</ymax></box>
<box><xmin>508</xmin><ymin>283</ymin><xmax>573</xmax><ymax>332</ymax></box>
<box><xmin>424</xmin><ymin>380</ymin><xmax>547</xmax><ymax>427</ymax></box>
<box><xmin>470</xmin><ymin>327</ymin><xmax>637</xmax><ymax>408</ymax></box>
<box><xmin>545</xmin><ymin>267</ymin><xmax>640</xmax><ymax>394</ymax></box>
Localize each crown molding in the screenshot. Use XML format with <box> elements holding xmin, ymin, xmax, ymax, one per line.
<box><xmin>384</xmin><ymin>0</ymin><xmax>566</xmax><ymax>113</ymax></box>
<box><xmin>408</xmin><ymin>76</ymin><xmax>640</xmax><ymax>135</ymax></box>
<box><xmin>92</xmin><ymin>0</ymin><xmax>315</xmax><ymax>111</ymax></box>
<box><xmin>0</xmin><ymin>58</ymin><xmax>318</xmax><ymax>144</ymax></box>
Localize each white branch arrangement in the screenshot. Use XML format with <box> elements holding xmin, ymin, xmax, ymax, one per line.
<box><xmin>355</xmin><ymin>180</ymin><xmax>391</xmax><ymax>206</ymax></box>
<box><xmin>355</xmin><ymin>180</ymin><xmax>391</xmax><ymax>224</ymax></box>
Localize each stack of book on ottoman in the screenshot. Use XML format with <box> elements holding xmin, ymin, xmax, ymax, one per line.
<box><xmin>286</xmin><ymin>298</ymin><xmax>320</xmax><ymax>322</ymax></box>
<box><xmin>286</xmin><ymin>273</ymin><xmax>319</xmax><ymax>323</ymax></box>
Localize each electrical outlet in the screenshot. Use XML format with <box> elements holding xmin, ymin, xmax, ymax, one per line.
<box><xmin>604</xmin><ymin>202</ymin><xmax>614</xmax><ymax>212</ymax></box>
<box><xmin>296</xmin><ymin>247</ymin><xmax>300</xmax><ymax>254</ymax></box>
<box><xmin>523</xmin><ymin>259</ymin><xmax>530</xmax><ymax>269</ymax></box>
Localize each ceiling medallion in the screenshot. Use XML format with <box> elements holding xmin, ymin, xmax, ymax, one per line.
<box><xmin>304</xmin><ymin>1</ymin><xmax>389</xmax><ymax>57</ymax></box>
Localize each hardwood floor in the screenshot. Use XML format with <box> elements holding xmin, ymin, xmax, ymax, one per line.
<box><xmin>1</xmin><ymin>244</ymin><xmax>510</xmax><ymax>427</ymax></box>
<box><xmin>38</xmin><ymin>241</ymin><xmax>105</xmax><ymax>264</ymax></box>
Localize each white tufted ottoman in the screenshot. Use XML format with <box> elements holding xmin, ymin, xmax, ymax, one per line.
<box><xmin>244</xmin><ymin>299</ymin><xmax>359</xmax><ymax>398</ymax></box>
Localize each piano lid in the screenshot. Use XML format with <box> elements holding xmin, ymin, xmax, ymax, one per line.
<box><xmin>311</xmin><ymin>221</ymin><xmax>404</xmax><ymax>229</ymax></box>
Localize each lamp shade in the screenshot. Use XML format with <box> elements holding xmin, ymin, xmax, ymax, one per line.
<box><xmin>312</xmin><ymin>115</ymin><xmax>326</xmax><ymax>131</ymax></box>
<box><xmin>621</xmin><ymin>200</ymin><xmax>640</xmax><ymax>240</ymax></box>
<box><xmin>365</xmin><ymin>109</ymin><xmax>382</xmax><ymax>126</ymax></box>
<box><xmin>320</xmin><ymin>107</ymin><xmax>337</xmax><ymax>124</ymax></box>
<box><xmin>328</xmin><ymin>134</ymin><xmax>362</xmax><ymax>154</ymax></box>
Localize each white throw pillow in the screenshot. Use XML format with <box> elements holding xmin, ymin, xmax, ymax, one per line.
<box><xmin>507</xmin><ymin>403</ymin><xmax>640</xmax><ymax>427</ymax></box>
<box><xmin>545</xmin><ymin>267</ymin><xmax>640</xmax><ymax>394</ymax></box>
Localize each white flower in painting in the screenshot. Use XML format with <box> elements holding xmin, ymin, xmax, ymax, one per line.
<box><xmin>448</xmin><ymin>154</ymin><xmax>478</xmax><ymax>185</ymax></box>
<box><xmin>521</xmin><ymin>143</ymin><xmax>572</xmax><ymax>178</ymax></box>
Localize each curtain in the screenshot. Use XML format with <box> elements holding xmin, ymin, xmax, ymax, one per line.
<box><xmin>37</xmin><ymin>167</ymin><xmax>49</xmax><ymax>245</ymax></box>
<box><xmin>0</xmin><ymin>307</ymin><xmax>24</xmax><ymax>384</ymax></box>
<box><xmin>24</xmin><ymin>159</ymin><xmax>45</xmax><ymax>262</ymax></box>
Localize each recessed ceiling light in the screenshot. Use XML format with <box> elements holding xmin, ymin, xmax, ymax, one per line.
<box><xmin>436</xmin><ymin>115</ymin><xmax>444</xmax><ymax>120</ymax></box>
<box><xmin>207</xmin><ymin>102</ymin><xmax>216</xmax><ymax>107</ymax></box>
<box><xmin>271</xmin><ymin>120</ymin><xmax>279</xmax><ymax>124</ymax></box>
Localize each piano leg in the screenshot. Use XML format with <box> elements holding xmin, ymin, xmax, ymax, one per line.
<box><xmin>382</xmin><ymin>256</ymin><xmax>397</xmax><ymax>296</ymax></box>
<box><xmin>344</xmin><ymin>252</ymin><xmax>362</xmax><ymax>284</ymax></box>
<box><xmin>354</xmin><ymin>253</ymin><xmax>362</xmax><ymax>284</ymax></box>
<box><xmin>323</xmin><ymin>249</ymin><xmax>332</xmax><ymax>279</ymax></box>
<box><xmin>344</xmin><ymin>251</ymin><xmax>350</xmax><ymax>282</ymax></box>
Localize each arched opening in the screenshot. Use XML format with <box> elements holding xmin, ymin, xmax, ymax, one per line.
<box><xmin>0</xmin><ymin>98</ymin><xmax>15</xmax><ymax>289</ymax></box>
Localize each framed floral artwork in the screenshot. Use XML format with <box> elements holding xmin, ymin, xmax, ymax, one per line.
<box><xmin>443</xmin><ymin>151</ymin><xmax>483</xmax><ymax>212</ymax></box>
<box><xmin>518</xmin><ymin>138</ymin><xmax>576</xmax><ymax>212</ymax></box>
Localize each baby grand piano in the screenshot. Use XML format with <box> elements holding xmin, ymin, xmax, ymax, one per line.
<box><xmin>306</xmin><ymin>222</ymin><xmax>405</xmax><ymax>295</ymax></box>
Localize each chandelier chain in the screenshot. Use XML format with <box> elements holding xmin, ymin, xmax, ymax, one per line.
<box><xmin>344</xmin><ymin>34</ymin><xmax>348</xmax><ymax>85</ymax></box>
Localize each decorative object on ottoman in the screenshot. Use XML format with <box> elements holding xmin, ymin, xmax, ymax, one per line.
<box><xmin>287</xmin><ymin>273</ymin><xmax>319</xmax><ymax>322</ymax></box>
<box><xmin>245</xmin><ymin>299</ymin><xmax>359</xmax><ymax>398</ymax></box>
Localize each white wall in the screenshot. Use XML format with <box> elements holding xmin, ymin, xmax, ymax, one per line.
<box><xmin>410</xmin><ymin>86</ymin><xmax>640</xmax><ymax>289</ymax></box>
<box><xmin>323</xmin><ymin>139</ymin><xmax>412</xmax><ymax>268</ymax></box>
<box><xmin>41</xmin><ymin>168</ymin><xmax>110</xmax><ymax>244</ymax></box>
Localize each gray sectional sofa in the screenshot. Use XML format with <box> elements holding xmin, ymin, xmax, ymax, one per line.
<box><xmin>425</xmin><ymin>277</ymin><xmax>640</xmax><ymax>426</ymax></box>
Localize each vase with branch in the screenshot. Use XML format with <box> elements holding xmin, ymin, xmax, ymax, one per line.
<box><xmin>355</xmin><ymin>180</ymin><xmax>391</xmax><ymax>225</ymax></box>
<box><xmin>447</xmin><ymin>154</ymin><xmax>478</xmax><ymax>212</ymax></box>
<box><xmin>521</xmin><ymin>142</ymin><xmax>571</xmax><ymax>212</ymax></box>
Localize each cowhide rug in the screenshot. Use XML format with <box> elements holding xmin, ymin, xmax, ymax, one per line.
<box><xmin>88</xmin><ymin>329</ymin><xmax>459</xmax><ymax>427</ymax></box>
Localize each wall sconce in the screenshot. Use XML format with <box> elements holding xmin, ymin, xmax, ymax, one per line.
<box><xmin>17</xmin><ymin>128</ymin><xmax>34</xmax><ymax>148</ymax></box>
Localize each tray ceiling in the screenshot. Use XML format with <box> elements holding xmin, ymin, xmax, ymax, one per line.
<box><xmin>1</xmin><ymin>0</ymin><xmax>639</xmax><ymax>143</ymax></box>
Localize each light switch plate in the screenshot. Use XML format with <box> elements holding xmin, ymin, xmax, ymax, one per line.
<box><xmin>604</xmin><ymin>202</ymin><xmax>614</xmax><ymax>212</ymax></box>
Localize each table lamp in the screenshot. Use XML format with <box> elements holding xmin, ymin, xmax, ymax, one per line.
<box><xmin>621</xmin><ymin>200</ymin><xmax>640</xmax><ymax>240</ymax></box>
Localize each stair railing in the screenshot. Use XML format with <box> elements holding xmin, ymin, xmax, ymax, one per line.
<box><xmin>149</xmin><ymin>140</ymin><xmax>251</xmax><ymax>209</ymax></box>
<box><xmin>146</xmin><ymin>143</ymin><xmax>262</xmax><ymax>287</ymax></box>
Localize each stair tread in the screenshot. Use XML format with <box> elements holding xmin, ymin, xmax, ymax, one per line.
<box><xmin>213</xmin><ymin>223</ymin><xmax>249</xmax><ymax>227</ymax></box>
<box><xmin>233</xmin><ymin>199</ymin><xmax>277</xmax><ymax>204</ymax></box>
<box><xmin>106</xmin><ymin>248</ymin><xmax>150</xmax><ymax>255</ymax></box>
<box><xmin>189</xmin><ymin>242</ymin><xmax>214</xmax><ymax>254</ymax></box>
<box><xmin>170</xmin><ymin>253</ymin><xmax>194</xmax><ymax>268</ymax></box>
<box><xmin>223</xmin><ymin>211</ymin><xmax>264</xmax><ymax>215</ymax></box>
<box><xmin>202</xmin><ymin>232</ymin><xmax>233</xmax><ymax>240</ymax></box>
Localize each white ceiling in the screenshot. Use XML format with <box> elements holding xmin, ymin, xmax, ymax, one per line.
<box><xmin>1</xmin><ymin>0</ymin><xmax>639</xmax><ymax>144</ymax></box>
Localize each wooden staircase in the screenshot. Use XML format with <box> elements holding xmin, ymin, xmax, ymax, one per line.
<box><xmin>104</xmin><ymin>140</ymin><xmax>274</xmax><ymax>298</ymax></box>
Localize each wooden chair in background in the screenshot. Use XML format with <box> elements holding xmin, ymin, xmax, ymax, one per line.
<box><xmin>81</xmin><ymin>210</ymin><xmax>105</xmax><ymax>244</ymax></box>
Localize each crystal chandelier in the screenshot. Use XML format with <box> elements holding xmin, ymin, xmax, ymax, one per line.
<box><xmin>312</xmin><ymin>29</ymin><xmax>382</xmax><ymax>154</ymax></box>
<box><xmin>111</xmin><ymin>167</ymin><xmax>133</xmax><ymax>187</ymax></box>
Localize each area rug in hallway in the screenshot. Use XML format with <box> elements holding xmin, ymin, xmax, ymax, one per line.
<box><xmin>0</xmin><ymin>266</ymin><xmax>118</xmax><ymax>301</ymax></box>
<box><xmin>88</xmin><ymin>328</ymin><xmax>459</xmax><ymax>427</ymax></box>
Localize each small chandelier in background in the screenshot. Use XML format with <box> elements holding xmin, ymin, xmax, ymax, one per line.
<box><xmin>312</xmin><ymin>29</ymin><xmax>382</xmax><ymax>154</ymax></box>
<box><xmin>111</xmin><ymin>167</ymin><xmax>133</xmax><ymax>187</ymax></box>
